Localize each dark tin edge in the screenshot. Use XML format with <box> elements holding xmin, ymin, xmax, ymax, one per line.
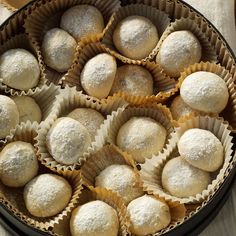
<box><xmin>0</xmin><ymin>0</ymin><xmax>235</xmax><ymax>235</ymax></box>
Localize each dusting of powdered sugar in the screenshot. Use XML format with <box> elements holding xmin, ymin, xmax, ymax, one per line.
<box><xmin>116</xmin><ymin>117</ymin><xmax>167</xmax><ymax>163</ymax></box>
<box><xmin>170</xmin><ymin>96</ymin><xmax>196</xmax><ymax>120</ymax></box>
<box><xmin>95</xmin><ymin>164</ymin><xmax>143</xmax><ymax>204</ymax></box>
<box><xmin>0</xmin><ymin>49</ymin><xmax>40</xmax><ymax>90</ymax></box>
<box><xmin>24</xmin><ymin>174</ymin><xmax>72</xmax><ymax>217</ymax></box>
<box><xmin>180</xmin><ymin>71</ymin><xmax>229</xmax><ymax>113</ymax></box>
<box><xmin>127</xmin><ymin>195</ymin><xmax>171</xmax><ymax>235</ymax></box>
<box><xmin>42</xmin><ymin>28</ymin><xmax>77</xmax><ymax>72</ymax></box>
<box><xmin>0</xmin><ymin>95</ymin><xmax>19</xmax><ymax>139</ymax></box>
<box><xmin>113</xmin><ymin>15</ymin><xmax>159</xmax><ymax>60</ymax></box>
<box><xmin>70</xmin><ymin>200</ymin><xmax>119</xmax><ymax>236</ymax></box>
<box><xmin>60</xmin><ymin>5</ymin><xmax>104</xmax><ymax>40</ymax></box>
<box><xmin>80</xmin><ymin>53</ymin><xmax>117</xmax><ymax>99</ymax></box>
<box><xmin>110</xmin><ymin>64</ymin><xmax>153</xmax><ymax>96</ymax></box>
<box><xmin>67</xmin><ymin>108</ymin><xmax>104</xmax><ymax>140</ymax></box>
<box><xmin>0</xmin><ymin>141</ymin><xmax>38</xmax><ymax>187</ymax></box>
<box><xmin>162</xmin><ymin>156</ymin><xmax>211</xmax><ymax>198</ymax></box>
<box><xmin>157</xmin><ymin>30</ymin><xmax>201</xmax><ymax>77</ymax></box>
<box><xmin>178</xmin><ymin>128</ymin><xmax>224</xmax><ymax>172</ymax></box>
<box><xmin>46</xmin><ymin>117</ymin><xmax>91</xmax><ymax>165</ymax></box>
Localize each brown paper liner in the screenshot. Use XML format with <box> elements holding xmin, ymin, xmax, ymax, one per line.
<box><xmin>179</xmin><ymin>162</ymin><xmax>235</xmax><ymax>223</ymax></box>
<box><xmin>62</xmin><ymin>39</ymin><xmax>177</xmax><ymax>104</ymax></box>
<box><xmin>9</xmin><ymin>83</ymin><xmax>60</xmax><ymax>124</ymax></box>
<box><xmin>0</xmin><ymin>6</ymin><xmax>26</xmax><ymax>47</ymax></box>
<box><xmin>102</xmin><ymin>3</ymin><xmax>170</xmax><ymax>63</ymax></box>
<box><xmin>23</xmin><ymin>0</ymin><xmax>121</xmax><ymax>85</ymax></box>
<box><xmin>108</xmin><ymin>59</ymin><xmax>177</xmax><ymax>105</ymax></box>
<box><xmin>140</xmin><ymin>115</ymin><xmax>233</xmax><ymax>204</ymax></box>
<box><xmin>95</xmin><ymin>104</ymin><xmax>175</xmax><ymax>163</ymax></box>
<box><xmin>164</xmin><ymin>94</ymin><xmax>201</xmax><ymax>127</ymax></box>
<box><xmin>116</xmin><ymin>0</ymin><xmax>175</xmax><ymax>16</ymax></box>
<box><xmin>177</xmin><ymin>62</ymin><xmax>236</xmax><ymax>131</ymax></box>
<box><xmin>0</xmin><ymin>33</ymin><xmax>46</xmax><ymax>95</ymax></box>
<box><xmin>62</xmin><ymin>38</ymin><xmax>116</xmax><ymax>91</ymax></box>
<box><xmin>0</xmin><ymin>0</ymin><xmax>234</xmax><ymax>234</ymax></box>
<box><xmin>81</xmin><ymin>145</ymin><xmax>186</xmax><ymax>235</ymax></box>
<box><xmin>46</xmin><ymin>85</ymin><xmax>128</xmax><ymax>129</ymax></box>
<box><xmin>156</xmin><ymin>17</ymin><xmax>218</xmax><ymax>68</ymax></box>
<box><xmin>35</xmin><ymin>86</ymin><xmax>128</xmax><ymax>173</ymax></box>
<box><xmin>0</xmin><ymin>84</ymin><xmax>59</xmax><ymax>146</ymax></box>
<box><xmin>53</xmin><ymin>186</ymin><xmax>130</xmax><ymax>236</ymax></box>
<box><xmin>80</xmin><ymin>144</ymin><xmax>143</xmax><ymax>192</ymax></box>
<box><xmin>0</xmin><ymin>122</ymin><xmax>83</xmax><ymax>232</ymax></box>
<box><xmin>173</xmin><ymin>0</ymin><xmax>236</xmax><ymax>79</ymax></box>
<box><xmin>24</xmin><ymin>0</ymin><xmax>121</xmax><ymax>42</ymax></box>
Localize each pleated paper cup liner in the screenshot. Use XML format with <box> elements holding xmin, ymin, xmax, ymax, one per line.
<box><xmin>23</xmin><ymin>0</ymin><xmax>121</xmax><ymax>85</ymax></box>
<box><xmin>80</xmin><ymin>144</ymin><xmax>143</xmax><ymax>192</ymax></box>
<box><xmin>0</xmin><ymin>84</ymin><xmax>59</xmax><ymax>146</ymax></box>
<box><xmin>176</xmin><ymin>161</ymin><xmax>235</xmax><ymax>230</ymax></box>
<box><xmin>62</xmin><ymin>39</ymin><xmax>177</xmax><ymax>104</ymax></box>
<box><xmin>127</xmin><ymin>0</ymin><xmax>175</xmax><ymax>15</ymax></box>
<box><xmin>24</xmin><ymin>0</ymin><xmax>121</xmax><ymax>42</ymax></box>
<box><xmin>0</xmin><ymin>120</ymin><xmax>39</xmax><ymax>146</ymax></box>
<box><xmin>156</xmin><ymin>17</ymin><xmax>218</xmax><ymax>68</ymax></box>
<box><xmin>0</xmin><ymin>33</ymin><xmax>47</xmax><ymax>95</ymax></box>
<box><xmin>43</xmin><ymin>34</ymin><xmax>103</xmax><ymax>86</ymax></box>
<box><xmin>0</xmin><ymin>121</ymin><xmax>83</xmax><ymax>232</ymax></box>
<box><xmin>62</xmin><ymin>39</ymin><xmax>116</xmax><ymax>91</ymax></box>
<box><xmin>177</xmin><ymin>61</ymin><xmax>236</xmax><ymax>131</ymax></box>
<box><xmin>108</xmin><ymin>59</ymin><xmax>177</xmax><ymax>105</ymax></box>
<box><xmin>164</xmin><ymin>94</ymin><xmax>200</xmax><ymax>124</ymax></box>
<box><xmin>81</xmin><ymin>144</ymin><xmax>186</xmax><ymax>236</ymax></box>
<box><xmin>35</xmin><ymin>86</ymin><xmax>128</xmax><ymax>173</ymax></box>
<box><xmin>9</xmin><ymin>83</ymin><xmax>60</xmax><ymax>125</ymax></box>
<box><xmin>46</xmin><ymin>85</ymin><xmax>128</xmax><ymax>135</ymax></box>
<box><xmin>102</xmin><ymin>3</ymin><xmax>170</xmax><ymax>63</ymax></box>
<box><xmin>95</xmin><ymin>104</ymin><xmax>174</xmax><ymax>163</ymax></box>
<box><xmin>53</xmin><ymin>186</ymin><xmax>130</xmax><ymax>236</ymax></box>
<box><xmin>140</xmin><ymin>115</ymin><xmax>233</xmax><ymax>204</ymax></box>
<box><xmin>172</xmin><ymin>0</ymin><xmax>235</xmax><ymax>75</ymax></box>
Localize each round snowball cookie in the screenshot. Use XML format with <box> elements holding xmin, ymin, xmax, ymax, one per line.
<box><xmin>0</xmin><ymin>49</ymin><xmax>40</xmax><ymax>90</ymax></box>
<box><xmin>127</xmin><ymin>195</ymin><xmax>171</xmax><ymax>235</ymax></box>
<box><xmin>12</xmin><ymin>96</ymin><xmax>42</xmax><ymax>123</ymax></box>
<box><xmin>110</xmin><ymin>65</ymin><xmax>153</xmax><ymax>96</ymax></box>
<box><xmin>95</xmin><ymin>164</ymin><xmax>144</xmax><ymax>204</ymax></box>
<box><xmin>116</xmin><ymin>117</ymin><xmax>167</xmax><ymax>163</ymax></box>
<box><xmin>162</xmin><ymin>156</ymin><xmax>211</xmax><ymax>198</ymax></box>
<box><xmin>67</xmin><ymin>108</ymin><xmax>104</xmax><ymax>140</ymax></box>
<box><xmin>24</xmin><ymin>174</ymin><xmax>72</xmax><ymax>217</ymax></box>
<box><xmin>70</xmin><ymin>200</ymin><xmax>119</xmax><ymax>236</ymax></box>
<box><xmin>0</xmin><ymin>95</ymin><xmax>19</xmax><ymax>139</ymax></box>
<box><xmin>0</xmin><ymin>141</ymin><xmax>38</xmax><ymax>187</ymax></box>
<box><xmin>60</xmin><ymin>5</ymin><xmax>104</xmax><ymax>41</ymax></box>
<box><xmin>156</xmin><ymin>31</ymin><xmax>202</xmax><ymax>77</ymax></box>
<box><xmin>46</xmin><ymin>117</ymin><xmax>91</xmax><ymax>165</ymax></box>
<box><xmin>113</xmin><ymin>16</ymin><xmax>159</xmax><ymax>60</ymax></box>
<box><xmin>42</xmin><ymin>28</ymin><xmax>77</xmax><ymax>72</ymax></box>
<box><xmin>80</xmin><ymin>53</ymin><xmax>117</xmax><ymax>99</ymax></box>
<box><xmin>170</xmin><ymin>96</ymin><xmax>196</xmax><ymax>120</ymax></box>
<box><xmin>178</xmin><ymin>128</ymin><xmax>224</xmax><ymax>172</ymax></box>
<box><xmin>180</xmin><ymin>71</ymin><xmax>229</xmax><ymax>113</ymax></box>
